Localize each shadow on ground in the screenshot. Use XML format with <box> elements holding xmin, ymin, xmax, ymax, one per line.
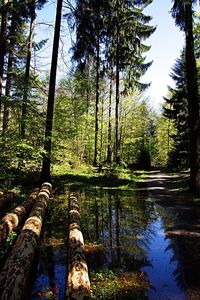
<box><xmin>144</xmin><ymin>169</ymin><xmax>200</xmax><ymax>299</ymax></box>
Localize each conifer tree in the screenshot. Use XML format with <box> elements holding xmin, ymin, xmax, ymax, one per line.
<box><xmin>163</xmin><ymin>53</ymin><xmax>189</xmax><ymax>169</ymax></box>
<box><xmin>171</xmin><ymin>0</ymin><xmax>200</xmax><ymax>191</ymax></box>
<box><xmin>106</xmin><ymin>0</ymin><xmax>155</xmax><ymax>163</ymax></box>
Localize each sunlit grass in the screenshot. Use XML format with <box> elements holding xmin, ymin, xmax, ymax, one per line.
<box><xmin>52</xmin><ymin>163</ymin><xmax>146</xmax><ymax>191</ymax></box>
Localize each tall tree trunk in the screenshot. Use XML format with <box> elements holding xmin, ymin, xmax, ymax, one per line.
<box><xmin>40</xmin><ymin>0</ymin><xmax>63</xmax><ymax>182</ymax></box>
<box><xmin>2</xmin><ymin>46</ymin><xmax>13</xmax><ymax>136</ymax></box>
<box><xmin>84</xmin><ymin>86</ymin><xmax>89</xmax><ymax>160</ymax></box>
<box><xmin>185</xmin><ymin>2</ymin><xmax>200</xmax><ymax>191</ymax></box>
<box><xmin>93</xmin><ymin>34</ymin><xmax>100</xmax><ymax>166</ymax></box>
<box><xmin>0</xmin><ymin>0</ymin><xmax>9</xmax><ymax>122</ymax></box>
<box><xmin>120</xmin><ymin>112</ymin><xmax>126</xmax><ymax>162</ymax></box>
<box><xmin>115</xmin><ymin>0</ymin><xmax>120</xmax><ymax>163</ymax></box>
<box><xmin>21</xmin><ymin>0</ymin><xmax>36</xmax><ymax>138</ymax></box>
<box><xmin>107</xmin><ymin>69</ymin><xmax>113</xmax><ymax>163</ymax></box>
<box><xmin>82</xmin><ymin>66</ymin><xmax>90</xmax><ymax>161</ymax></box>
<box><xmin>99</xmin><ymin>97</ymin><xmax>104</xmax><ymax>162</ymax></box>
<box><xmin>2</xmin><ymin>6</ymin><xmax>17</xmax><ymax>136</ymax></box>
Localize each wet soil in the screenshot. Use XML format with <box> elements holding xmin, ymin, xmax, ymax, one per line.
<box><xmin>144</xmin><ymin>170</ymin><xmax>200</xmax><ymax>300</ymax></box>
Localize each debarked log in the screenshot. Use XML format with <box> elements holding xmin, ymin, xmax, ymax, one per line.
<box><xmin>66</xmin><ymin>192</ymin><xmax>90</xmax><ymax>300</ymax></box>
<box><xmin>0</xmin><ymin>188</ymin><xmax>39</xmax><ymax>243</ymax></box>
<box><xmin>0</xmin><ymin>182</ymin><xmax>52</xmax><ymax>300</ymax></box>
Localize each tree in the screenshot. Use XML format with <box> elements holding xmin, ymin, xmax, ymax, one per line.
<box><xmin>40</xmin><ymin>0</ymin><xmax>63</xmax><ymax>182</ymax></box>
<box><xmin>2</xmin><ymin>0</ymin><xmax>28</xmax><ymax>136</ymax></box>
<box><xmin>105</xmin><ymin>0</ymin><xmax>155</xmax><ymax>163</ymax></box>
<box><xmin>21</xmin><ymin>0</ymin><xmax>48</xmax><ymax>138</ymax></box>
<box><xmin>70</xmin><ymin>0</ymin><xmax>106</xmax><ymax>165</ymax></box>
<box><xmin>171</xmin><ymin>0</ymin><xmax>200</xmax><ymax>191</ymax></box>
<box><xmin>163</xmin><ymin>53</ymin><xmax>190</xmax><ymax>170</ymax></box>
<box><xmin>0</xmin><ymin>0</ymin><xmax>9</xmax><ymax>119</ymax></box>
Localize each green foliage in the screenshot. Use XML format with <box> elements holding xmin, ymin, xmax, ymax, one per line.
<box><xmin>90</xmin><ymin>270</ymin><xmax>148</xmax><ymax>299</ymax></box>
<box><xmin>162</xmin><ymin>52</ymin><xmax>191</xmax><ymax>170</ymax></box>
<box><xmin>0</xmin><ymin>231</ymin><xmax>17</xmax><ymax>260</ymax></box>
<box><xmin>153</xmin><ymin>115</ymin><xmax>176</xmax><ymax>167</ymax></box>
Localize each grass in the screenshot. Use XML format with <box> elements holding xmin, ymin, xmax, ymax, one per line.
<box><xmin>52</xmin><ymin>163</ymin><xmax>147</xmax><ymax>191</ymax></box>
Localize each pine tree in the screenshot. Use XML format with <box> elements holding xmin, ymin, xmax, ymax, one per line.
<box><xmin>163</xmin><ymin>53</ymin><xmax>189</xmax><ymax>169</ymax></box>
<box><xmin>105</xmin><ymin>0</ymin><xmax>155</xmax><ymax>163</ymax></box>
<box><xmin>171</xmin><ymin>0</ymin><xmax>200</xmax><ymax>191</ymax></box>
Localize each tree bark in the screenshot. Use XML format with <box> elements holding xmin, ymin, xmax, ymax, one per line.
<box><xmin>99</xmin><ymin>97</ymin><xmax>104</xmax><ymax>162</ymax></box>
<box><xmin>0</xmin><ymin>188</ymin><xmax>39</xmax><ymax>243</ymax></box>
<box><xmin>93</xmin><ymin>34</ymin><xmax>100</xmax><ymax>166</ymax></box>
<box><xmin>185</xmin><ymin>2</ymin><xmax>200</xmax><ymax>191</ymax></box>
<box><xmin>21</xmin><ymin>0</ymin><xmax>36</xmax><ymax>138</ymax></box>
<box><xmin>40</xmin><ymin>0</ymin><xmax>63</xmax><ymax>182</ymax></box>
<box><xmin>0</xmin><ymin>182</ymin><xmax>52</xmax><ymax>300</ymax></box>
<box><xmin>2</xmin><ymin>50</ymin><xmax>13</xmax><ymax>136</ymax></box>
<box><xmin>107</xmin><ymin>69</ymin><xmax>113</xmax><ymax>163</ymax></box>
<box><xmin>66</xmin><ymin>192</ymin><xmax>90</xmax><ymax>299</ymax></box>
<box><xmin>0</xmin><ymin>0</ymin><xmax>9</xmax><ymax>121</ymax></box>
<box><xmin>115</xmin><ymin>0</ymin><xmax>120</xmax><ymax>163</ymax></box>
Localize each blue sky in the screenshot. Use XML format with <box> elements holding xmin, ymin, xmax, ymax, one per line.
<box><xmin>142</xmin><ymin>0</ymin><xmax>185</xmax><ymax>112</ymax></box>
<box><xmin>36</xmin><ymin>0</ymin><xmax>186</xmax><ymax>112</ymax></box>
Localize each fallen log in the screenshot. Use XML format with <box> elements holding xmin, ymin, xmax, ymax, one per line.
<box><xmin>0</xmin><ymin>188</ymin><xmax>39</xmax><ymax>243</ymax></box>
<box><xmin>66</xmin><ymin>192</ymin><xmax>90</xmax><ymax>300</ymax></box>
<box><xmin>0</xmin><ymin>182</ymin><xmax>52</xmax><ymax>300</ymax></box>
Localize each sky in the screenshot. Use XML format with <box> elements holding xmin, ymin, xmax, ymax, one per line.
<box><xmin>142</xmin><ymin>0</ymin><xmax>184</xmax><ymax>112</ymax></box>
<box><xmin>36</xmin><ymin>0</ymin><xmax>185</xmax><ymax>112</ymax></box>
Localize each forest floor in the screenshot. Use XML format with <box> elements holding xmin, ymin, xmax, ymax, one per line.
<box><xmin>143</xmin><ymin>169</ymin><xmax>200</xmax><ymax>299</ymax></box>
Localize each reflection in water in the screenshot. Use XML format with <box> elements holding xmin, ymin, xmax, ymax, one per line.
<box><xmin>80</xmin><ymin>190</ymin><xmax>187</xmax><ymax>299</ymax></box>
<box><xmin>115</xmin><ymin>194</ymin><xmax>121</xmax><ymax>263</ymax></box>
<box><xmin>141</xmin><ymin>216</ymin><xmax>186</xmax><ymax>300</ymax></box>
<box><xmin>30</xmin><ymin>198</ymin><xmax>68</xmax><ymax>300</ymax></box>
<box><xmin>30</xmin><ymin>188</ymin><xmax>196</xmax><ymax>299</ymax></box>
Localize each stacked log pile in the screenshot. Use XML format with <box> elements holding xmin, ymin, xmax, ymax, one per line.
<box><xmin>0</xmin><ymin>182</ymin><xmax>52</xmax><ymax>300</ymax></box>
<box><xmin>66</xmin><ymin>192</ymin><xmax>90</xmax><ymax>300</ymax></box>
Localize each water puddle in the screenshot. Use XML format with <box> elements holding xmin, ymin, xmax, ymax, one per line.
<box><xmin>141</xmin><ymin>216</ymin><xmax>185</xmax><ymax>300</ymax></box>
<box><xmin>29</xmin><ymin>188</ymin><xmax>199</xmax><ymax>299</ymax></box>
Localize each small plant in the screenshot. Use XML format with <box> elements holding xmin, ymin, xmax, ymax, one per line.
<box><xmin>90</xmin><ymin>270</ymin><xmax>149</xmax><ymax>299</ymax></box>
<box><xmin>38</xmin><ymin>287</ymin><xmax>59</xmax><ymax>299</ymax></box>
<box><xmin>0</xmin><ymin>231</ymin><xmax>17</xmax><ymax>259</ymax></box>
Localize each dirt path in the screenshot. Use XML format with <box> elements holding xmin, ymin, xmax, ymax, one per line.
<box><xmin>144</xmin><ymin>170</ymin><xmax>200</xmax><ymax>300</ymax></box>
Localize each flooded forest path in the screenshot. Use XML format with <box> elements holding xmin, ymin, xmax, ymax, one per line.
<box><xmin>26</xmin><ymin>169</ymin><xmax>200</xmax><ymax>299</ymax></box>
<box><xmin>143</xmin><ymin>169</ymin><xmax>200</xmax><ymax>299</ymax></box>
<box><xmin>27</xmin><ymin>170</ymin><xmax>200</xmax><ymax>300</ymax></box>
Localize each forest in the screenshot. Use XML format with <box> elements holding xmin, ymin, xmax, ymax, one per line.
<box><xmin>0</xmin><ymin>0</ymin><xmax>200</xmax><ymax>299</ymax></box>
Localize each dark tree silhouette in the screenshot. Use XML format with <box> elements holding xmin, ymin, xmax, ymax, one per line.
<box><xmin>171</xmin><ymin>0</ymin><xmax>200</xmax><ymax>191</ymax></box>
<box><xmin>40</xmin><ymin>0</ymin><xmax>63</xmax><ymax>182</ymax></box>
